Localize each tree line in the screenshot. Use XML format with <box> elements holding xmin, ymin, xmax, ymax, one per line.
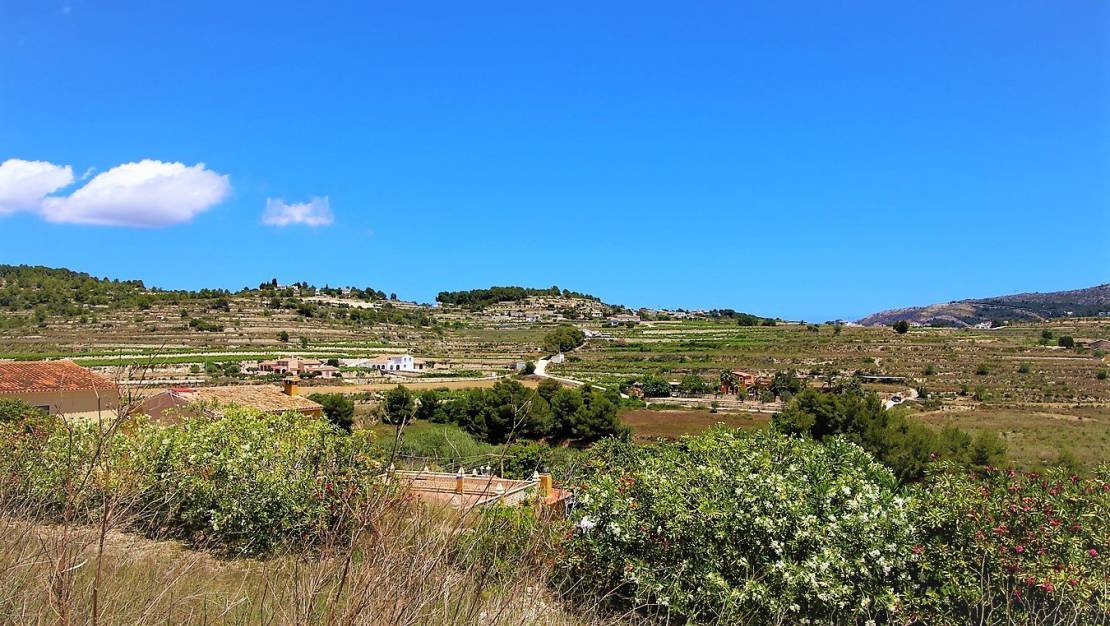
<box><xmin>435</xmin><ymin>285</ymin><xmax>600</xmax><ymax>309</ymax></box>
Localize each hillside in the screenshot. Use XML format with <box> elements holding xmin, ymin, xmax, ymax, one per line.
<box><xmin>858</xmin><ymin>284</ymin><xmax>1110</xmax><ymax>327</ymax></box>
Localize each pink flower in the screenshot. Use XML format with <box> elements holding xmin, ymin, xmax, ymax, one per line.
<box><xmin>1089</xmin><ymin>549</ymin><xmax>1099</xmax><ymax>558</ymax></box>
<box><xmin>1015</xmin><ymin>545</ymin><xmax>1025</xmax><ymax>554</ymax></box>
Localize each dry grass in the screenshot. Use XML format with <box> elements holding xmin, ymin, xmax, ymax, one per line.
<box><xmin>0</xmin><ymin>495</ymin><xmax>641</xmax><ymax>626</ymax></box>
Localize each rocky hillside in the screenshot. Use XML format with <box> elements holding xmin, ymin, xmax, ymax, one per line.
<box><xmin>858</xmin><ymin>284</ymin><xmax>1110</xmax><ymax>327</ymax></box>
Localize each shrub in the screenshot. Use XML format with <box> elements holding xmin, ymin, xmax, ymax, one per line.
<box><xmin>1018</xmin><ymin>362</ymin><xmax>1031</xmax><ymax>374</ymax></box>
<box><xmin>893</xmin><ymin>320</ymin><xmax>910</xmax><ymax>334</ymax></box>
<box><xmin>0</xmin><ymin>407</ymin><xmax>379</xmax><ymax>556</ymax></box>
<box><xmin>909</xmin><ymin>465</ymin><xmax>1110</xmax><ymax>623</ymax></box>
<box><xmin>1097</xmin><ymin>370</ymin><xmax>1108</xmax><ymax>381</ymax></box>
<box><xmin>1057</xmin><ymin>336</ymin><xmax>1075</xmax><ymax>349</ymax></box>
<box><xmin>565</xmin><ymin>429</ymin><xmax>915</xmax><ymax>623</ymax></box>
<box><xmin>976</xmin><ymin>363</ymin><xmax>991</xmax><ymax>376</ymax></box>
<box><xmin>0</xmin><ymin>398</ymin><xmax>45</xmax><ymax>423</ymax></box>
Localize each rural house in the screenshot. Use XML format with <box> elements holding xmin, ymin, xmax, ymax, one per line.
<box><xmin>364</xmin><ymin>354</ymin><xmax>426</xmax><ymax>372</ymax></box>
<box><xmin>0</xmin><ymin>360</ymin><xmax>119</xmax><ymax>418</ymax></box>
<box><xmin>256</xmin><ymin>357</ymin><xmax>340</xmax><ymax>379</ymax></box>
<box><xmin>139</xmin><ymin>382</ymin><xmax>324</xmax><ymax>423</ymax></box>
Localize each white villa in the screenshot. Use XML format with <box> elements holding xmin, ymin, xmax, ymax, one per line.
<box><xmin>342</xmin><ymin>354</ymin><xmax>426</xmax><ymax>372</ymax></box>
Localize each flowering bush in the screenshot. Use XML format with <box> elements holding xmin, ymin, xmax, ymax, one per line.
<box><xmin>0</xmin><ymin>406</ymin><xmax>379</xmax><ymax>556</ymax></box>
<box><xmin>908</xmin><ymin>464</ymin><xmax>1110</xmax><ymax>624</ymax></box>
<box><xmin>131</xmin><ymin>406</ymin><xmax>379</xmax><ymax>555</ymax></box>
<box><xmin>564</xmin><ymin>428</ymin><xmax>916</xmax><ymax>623</ymax></box>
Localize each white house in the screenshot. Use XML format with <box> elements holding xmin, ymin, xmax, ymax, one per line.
<box><xmin>343</xmin><ymin>354</ymin><xmax>425</xmax><ymax>372</ymax></box>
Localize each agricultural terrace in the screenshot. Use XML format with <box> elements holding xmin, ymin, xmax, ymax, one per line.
<box><xmin>551</xmin><ymin>318</ymin><xmax>1110</xmax><ymax>468</ymax></box>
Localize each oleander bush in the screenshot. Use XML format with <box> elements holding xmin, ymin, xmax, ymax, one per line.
<box><xmin>0</xmin><ymin>406</ymin><xmax>379</xmax><ymax>555</ymax></box>
<box><xmin>564</xmin><ymin>428</ymin><xmax>916</xmax><ymax>623</ymax></box>
<box><xmin>563</xmin><ymin>427</ymin><xmax>1109</xmax><ymax>625</ymax></box>
<box><xmin>908</xmin><ymin>464</ymin><xmax>1109</xmax><ymax>624</ymax></box>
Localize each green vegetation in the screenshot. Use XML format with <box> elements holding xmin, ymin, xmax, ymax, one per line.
<box><xmin>772</xmin><ymin>388</ymin><xmax>1005</xmax><ymax>483</ymax></box>
<box><xmin>2</xmin><ymin>407</ymin><xmax>376</xmax><ymax>556</ymax></box>
<box><xmin>307</xmin><ymin>393</ymin><xmax>355</xmax><ymax>432</ymax></box>
<box><xmin>566</xmin><ymin>428</ymin><xmax>1109</xmax><ymax>624</ymax></box>
<box><xmin>542</xmin><ymin>325</ymin><xmax>586</xmax><ymax>353</ymax></box>
<box><xmin>436</xmin><ymin>285</ymin><xmax>599</xmax><ymax>309</ymax></box>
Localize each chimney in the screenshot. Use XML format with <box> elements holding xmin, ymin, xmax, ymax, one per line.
<box><xmin>282</xmin><ymin>376</ymin><xmax>299</xmax><ymax>396</ymax></box>
<box><xmin>455</xmin><ymin>468</ymin><xmax>465</xmax><ymax>494</ymax></box>
<box><xmin>538</xmin><ymin>473</ymin><xmax>554</xmax><ymax>499</ymax></box>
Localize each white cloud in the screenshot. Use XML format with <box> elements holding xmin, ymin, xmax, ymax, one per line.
<box><xmin>262</xmin><ymin>196</ymin><xmax>334</xmax><ymax>227</ymax></box>
<box><xmin>40</xmin><ymin>159</ymin><xmax>230</xmax><ymax>227</ymax></box>
<box><xmin>0</xmin><ymin>159</ymin><xmax>74</xmax><ymax>215</ymax></box>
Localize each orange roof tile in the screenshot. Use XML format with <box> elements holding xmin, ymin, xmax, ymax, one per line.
<box><xmin>0</xmin><ymin>360</ymin><xmax>117</xmax><ymax>394</ymax></box>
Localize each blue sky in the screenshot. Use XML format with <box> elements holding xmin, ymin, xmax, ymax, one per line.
<box><xmin>1</xmin><ymin>1</ymin><xmax>1107</xmax><ymax>321</ymax></box>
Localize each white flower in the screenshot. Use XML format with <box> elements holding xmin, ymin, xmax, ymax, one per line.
<box><xmin>577</xmin><ymin>517</ymin><xmax>596</xmax><ymax>532</ymax></box>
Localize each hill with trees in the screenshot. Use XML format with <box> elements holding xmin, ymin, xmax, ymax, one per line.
<box><xmin>435</xmin><ymin>286</ymin><xmax>601</xmax><ymax>310</ymax></box>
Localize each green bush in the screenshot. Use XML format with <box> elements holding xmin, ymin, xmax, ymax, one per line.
<box><xmin>565</xmin><ymin>429</ymin><xmax>915</xmax><ymax>623</ymax></box>
<box><xmin>0</xmin><ymin>407</ymin><xmax>378</xmax><ymax>556</ymax></box>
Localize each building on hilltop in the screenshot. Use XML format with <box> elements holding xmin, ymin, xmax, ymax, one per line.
<box><xmin>0</xmin><ymin>360</ymin><xmax>119</xmax><ymax>418</ymax></box>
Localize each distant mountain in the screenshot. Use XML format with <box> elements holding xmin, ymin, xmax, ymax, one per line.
<box><xmin>857</xmin><ymin>284</ymin><xmax>1110</xmax><ymax>327</ymax></box>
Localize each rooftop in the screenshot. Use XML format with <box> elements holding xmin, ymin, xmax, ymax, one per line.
<box><xmin>169</xmin><ymin>385</ymin><xmax>323</xmax><ymax>414</ymax></box>
<box><xmin>0</xmin><ymin>360</ymin><xmax>117</xmax><ymax>395</ymax></box>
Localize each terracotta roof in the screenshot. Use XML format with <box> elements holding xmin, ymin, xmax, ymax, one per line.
<box><xmin>175</xmin><ymin>385</ymin><xmax>323</xmax><ymax>414</ymax></box>
<box><xmin>0</xmin><ymin>360</ymin><xmax>117</xmax><ymax>395</ymax></box>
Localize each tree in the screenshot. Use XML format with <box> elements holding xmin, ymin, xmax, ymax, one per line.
<box><xmin>522</xmin><ymin>361</ymin><xmax>536</xmax><ymax>375</ymax></box>
<box><xmin>277</xmin><ymin>331</ymin><xmax>289</xmax><ymax>342</ymax></box>
<box><xmin>893</xmin><ymin>320</ymin><xmax>910</xmax><ymax>334</ymax></box>
<box><xmin>536</xmin><ymin>378</ymin><xmax>561</xmax><ymax>401</ymax></box>
<box><xmin>382</xmin><ymin>385</ymin><xmax>415</xmax><ymax>425</ymax></box>
<box><xmin>1057</xmin><ymin>335</ymin><xmax>1074</xmax><ymax>349</ymax></box>
<box><xmin>639</xmin><ymin>375</ymin><xmax>672</xmax><ymax>398</ymax></box>
<box><xmin>542</xmin><ymin>325</ymin><xmax>586</xmax><ymax>354</ymax></box>
<box><xmin>307</xmin><ymin>393</ymin><xmax>354</xmax><ymax>432</ymax></box>
<box><xmin>679</xmin><ymin>374</ymin><xmax>710</xmax><ymax>396</ymax></box>
<box><xmin>719</xmin><ymin>370</ymin><xmax>736</xmax><ymax>394</ymax></box>
<box><xmin>415</xmin><ymin>389</ymin><xmax>442</xmax><ymax>422</ymax></box>
<box><xmin>772</xmin><ymin>388</ymin><xmax>994</xmax><ymax>483</ymax></box>
<box><xmin>549</xmin><ymin>388</ymin><xmax>584</xmax><ymax>439</ymax></box>
<box><xmin>299</xmin><ymin>336</ymin><xmax>310</xmax><ymax>349</ymax></box>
